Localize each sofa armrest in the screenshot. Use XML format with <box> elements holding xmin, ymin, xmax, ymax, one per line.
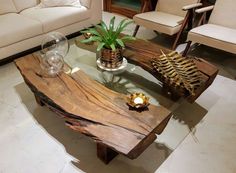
<box><xmin>80</xmin><ymin>0</ymin><xmax>91</xmax><ymax>8</ymax></box>
<box><xmin>183</xmin><ymin>3</ymin><xmax>202</xmax><ymax>11</ymax></box>
<box><xmin>195</xmin><ymin>5</ymin><xmax>214</xmax><ymax>13</ymax></box>
<box><xmin>82</xmin><ymin>0</ymin><xmax>102</xmax><ymax>25</ymax></box>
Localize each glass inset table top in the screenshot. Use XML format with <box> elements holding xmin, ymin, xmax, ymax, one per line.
<box><xmin>63</xmin><ymin>37</ymin><xmax>176</xmax><ymax>108</ymax></box>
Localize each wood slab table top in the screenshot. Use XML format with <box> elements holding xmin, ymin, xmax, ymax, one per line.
<box><xmin>15</xmin><ymin>54</ymin><xmax>172</xmax><ymax>164</ymax></box>
<box><xmin>15</xmin><ymin>35</ymin><xmax>218</xmax><ymax>164</ymax></box>
<box><xmin>76</xmin><ymin>35</ymin><xmax>218</xmax><ymax>103</ymax></box>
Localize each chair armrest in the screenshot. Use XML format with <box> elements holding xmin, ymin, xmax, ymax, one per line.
<box><xmin>195</xmin><ymin>5</ymin><xmax>214</xmax><ymax>13</ymax></box>
<box><xmin>182</xmin><ymin>3</ymin><xmax>202</xmax><ymax>11</ymax></box>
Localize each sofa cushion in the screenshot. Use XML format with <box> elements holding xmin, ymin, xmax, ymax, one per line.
<box><xmin>13</xmin><ymin>0</ymin><xmax>39</xmax><ymax>12</ymax></box>
<box><xmin>0</xmin><ymin>13</ymin><xmax>43</xmax><ymax>47</ymax></box>
<box><xmin>134</xmin><ymin>11</ymin><xmax>184</xmax><ymax>35</ymax></box>
<box><xmin>20</xmin><ymin>6</ymin><xmax>90</xmax><ymax>33</ymax></box>
<box><xmin>188</xmin><ymin>24</ymin><xmax>236</xmax><ymax>54</ymax></box>
<box><xmin>39</xmin><ymin>0</ymin><xmax>81</xmax><ymax>7</ymax></box>
<box><xmin>0</xmin><ymin>0</ymin><xmax>17</xmax><ymax>15</ymax></box>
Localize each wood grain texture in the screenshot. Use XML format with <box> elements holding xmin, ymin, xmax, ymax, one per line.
<box><xmin>125</xmin><ymin>39</ymin><xmax>218</xmax><ymax>102</ymax></box>
<box><xmin>15</xmin><ymin>54</ymin><xmax>172</xmax><ymax>160</ymax></box>
<box><xmin>76</xmin><ymin>35</ymin><xmax>218</xmax><ymax>103</ymax></box>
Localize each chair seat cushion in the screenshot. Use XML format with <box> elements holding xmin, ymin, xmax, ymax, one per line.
<box><xmin>188</xmin><ymin>24</ymin><xmax>236</xmax><ymax>54</ymax></box>
<box><xmin>20</xmin><ymin>6</ymin><xmax>90</xmax><ymax>33</ymax></box>
<box><xmin>133</xmin><ymin>11</ymin><xmax>184</xmax><ymax>35</ymax></box>
<box><xmin>0</xmin><ymin>13</ymin><xmax>43</xmax><ymax>48</ymax></box>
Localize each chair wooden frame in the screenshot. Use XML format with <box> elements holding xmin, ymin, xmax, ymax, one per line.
<box><xmin>182</xmin><ymin>5</ymin><xmax>214</xmax><ymax>56</ymax></box>
<box><xmin>133</xmin><ymin>1</ymin><xmax>202</xmax><ymax>50</ymax></box>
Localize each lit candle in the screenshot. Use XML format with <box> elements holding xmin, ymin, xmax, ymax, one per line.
<box><xmin>84</xmin><ymin>32</ymin><xmax>92</xmax><ymax>39</ymax></box>
<box><xmin>134</xmin><ymin>97</ymin><xmax>144</xmax><ymax>104</ymax></box>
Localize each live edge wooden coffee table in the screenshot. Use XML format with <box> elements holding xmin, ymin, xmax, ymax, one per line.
<box><xmin>15</xmin><ymin>36</ymin><xmax>217</xmax><ymax>164</ymax></box>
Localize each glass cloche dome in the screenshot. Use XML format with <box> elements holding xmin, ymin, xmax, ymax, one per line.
<box><xmin>41</xmin><ymin>32</ymin><xmax>69</xmax><ymax>57</ymax></box>
<box><xmin>40</xmin><ymin>32</ymin><xmax>69</xmax><ymax>77</ymax></box>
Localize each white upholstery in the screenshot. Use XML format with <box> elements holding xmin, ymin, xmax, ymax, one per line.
<box><xmin>20</xmin><ymin>6</ymin><xmax>90</xmax><ymax>32</ymax></box>
<box><xmin>0</xmin><ymin>18</ymin><xmax>96</xmax><ymax>60</ymax></box>
<box><xmin>39</xmin><ymin>0</ymin><xmax>81</xmax><ymax>8</ymax></box>
<box><xmin>0</xmin><ymin>0</ymin><xmax>102</xmax><ymax>60</ymax></box>
<box><xmin>0</xmin><ymin>13</ymin><xmax>43</xmax><ymax>47</ymax></box>
<box><xmin>209</xmin><ymin>0</ymin><xmax>236</xmax><ymax>29</ymax></box>
<box><xmin>13</xmin><ymin>0</ymin><xmax>39</xmax><ymax>12</ymax></box>
<box><xmin>80</xmin><ymin>0</ymin><xmax>91</xmax><ymax>8</ymax></box>
<box><xmin>156</xmin><ymin>0</ymin><xmax>200</xmax><ymax>17</ymax></box>
<box><xmin>134</xmin><ymin>11</ymin><xmax>184</xmax><ymax>35</ymax></box>
<box><xmin>188</xmin><ymin>24</ymin><xmax>236</xmax><ymax>54</ymax></box>
<box><xmin>187</xmin><ymin>0</ymin><xmax>236</xmax><ymax>54</ymax></box>
<box><xmin>0</xmin><ymin>35</ymin><xmax>45</xmax><ymax>60</ymax></box>
<box><xmin>133</xmin><ymin>0</ymin><xmax>199</xmax><ymax>36</ymax></box>
<box><xmin>134</xmin><ymin>11</ymin><xmax>184</xmax><ymax>27</ymax></box>
<box><xmin>0</xmin><ymin>0</ymin><xmax>17</xmax><ymax>15</ymax></box>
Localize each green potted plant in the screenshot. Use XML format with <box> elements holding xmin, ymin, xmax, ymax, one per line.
<box><xmin>81</xmin><ymin>16</ymin><xmax>136</xmax><ymax>68</ymax></box>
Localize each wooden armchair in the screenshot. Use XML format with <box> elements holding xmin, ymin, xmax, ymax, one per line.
<box><xmin>133</xmin><ymin>0</ymin><xmax>202</xmax><ymax>50</ymax></box>
<box><xmin>183</xmin><ymin>0</ymin><xmax>236</xmax><ymax>56</ymax></box>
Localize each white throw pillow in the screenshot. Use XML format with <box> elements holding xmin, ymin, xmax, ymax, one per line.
<box><xmin>39</xmin><ymin>0</ymin><xmax>81</xmax><ymax>7</ymax></box>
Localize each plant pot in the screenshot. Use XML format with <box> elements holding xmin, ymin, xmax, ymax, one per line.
<box><xmin>100</xmin><ymin>48</ymin><xmax>123</xmax><ymax>68</ymax></box>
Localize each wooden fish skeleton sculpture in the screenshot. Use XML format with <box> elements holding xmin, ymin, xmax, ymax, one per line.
<box><xmin>151</xmin><ymin>50</ymin><xmax>203</xmax><ymax>96</ymax></box>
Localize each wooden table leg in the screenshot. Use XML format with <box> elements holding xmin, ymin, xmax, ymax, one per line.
<box><xmin>34</xmin><ymin>94</ymin><xmax>44</xmax><ymax>106</ymax></box>
<box><xmin>97</xmin><ymin>143</ymin><xmax>118</xmax><ymax>164</ymax></box>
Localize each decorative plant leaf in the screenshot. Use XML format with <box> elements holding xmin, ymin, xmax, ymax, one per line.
<box><xmin>96</xmin><ymin>24</ymin><xmax>109</xmax><ymax>39</ymax></box>
<box><xmin>114</xmin><ymin>18</ymin><xmax>128</xmax><ymax>37</ymax></box>
<box><xmin>97</xmin><ymin>42</ymin><xmax>106</xmax><ymax>51</ymax></box>
<box><xmin>110</xmin><ymin>43</ymin><xmax>116</xmax><ymax>51</ymax></box>
<box><xmin>116</xmin><ymin>39</ymin><xmax>125</xmax><ymax>47</ymax></box>
<box><xmin>81</xmin><ymin>36</ymin><xmax>102</xmax><ymax>43</ymax></box>
<box><xmin>94</xmin><ymin>25</ymin><xmax>109</xmax><ymax>44</ymax></box>
<box><xmin>81</xmin><ymin>28</ymin><xmax>101</xmax><ymax>37</ymax></box>
<box><xmin>151</xmin><ymin>50</ymin><xmax>203</xmax><ymax>96</ymax></box>
<box><xmin>120</xmin><ymin>21</ymin><xmax>134</xmax><ymax>31</ymax></box>
<box><xmin>121</xmin><ymin>35</ymin><xmax>136</xmax><ymax>41</ymax></box>
<box><xmin>109</xmin><ymin>16</ymin><xmax>115</xmax><ymax>35</ymax></box>
<box><xmin>100</xmin><ymin>20</ymin><xmax>108</xmax><ymax>32</ymax></box>
<box><xmin>81</xmin><ymin>16</ymin><xmax>135</xmax><ymax>51</ymax></box>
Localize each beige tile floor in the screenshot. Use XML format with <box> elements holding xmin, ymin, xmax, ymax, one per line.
<box><xmin>0</xmin><ymin>12</ymin><xmax>236</xmax><ymax>173</ymax></box>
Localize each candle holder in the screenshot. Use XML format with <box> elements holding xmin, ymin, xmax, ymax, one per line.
<box><xmin>127</xmin><ymin>93</ymin><xmax>150</xmax><ymax>110</ymax></box>
<box><xmin>83</xmin><ymin>32</ymin><xmax>93</xmax><ymax>39</ymax></box>
<box><xmin>83</xmin><ymin>32</ymin><xmax>94</xmax><ymax>45</ymax></box>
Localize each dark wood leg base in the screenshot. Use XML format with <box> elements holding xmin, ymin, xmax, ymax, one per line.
<box><xmin>34</xmin><ymin>95</ymin><xmax>45</xmax><ymax>106</ymax></box>
<box><xmin>182</xmin><ymin>41</ymin><xmax>192</xmax><ymax>57</ymax></box>
<box><xmin>97</xmin><ymin>143</ymin><xmax>119</xmax><ymax>164</ymax></box>
<box><xmin>162</xmin><ymin>84</ymin><xmax>181</xmax><ymax>102</ymax></box>
<box><xmin>133</xmin><ymin>25</ymin><xmax>140</xmax><ymax>37</ymax></box>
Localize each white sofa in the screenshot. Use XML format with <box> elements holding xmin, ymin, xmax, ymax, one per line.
<box><xmin>0</xmin><ymin>0</ymin><xmax>102</xmax><ymax>61</ymax></box>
